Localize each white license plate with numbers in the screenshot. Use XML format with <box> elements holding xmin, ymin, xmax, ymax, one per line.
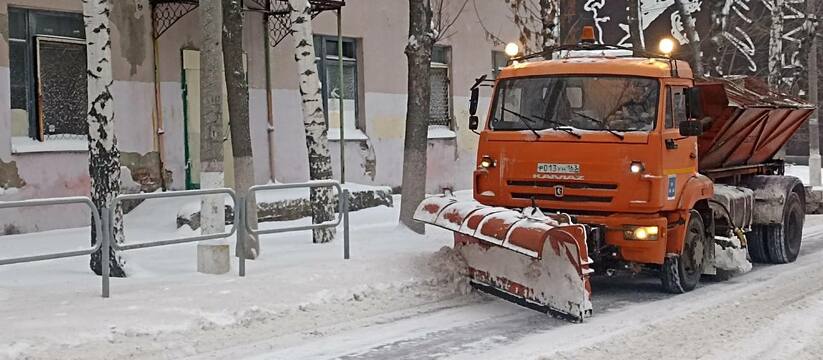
<box><xmin>537</xmin><ymin>163</ymin><xmax>580</xmax><ymax>174</ymax></box>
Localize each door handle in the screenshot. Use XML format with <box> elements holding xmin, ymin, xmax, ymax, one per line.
<box><xmin>665</xmin><ymin>139</ymin><xmax>678</xmax><ymax>150</ymax></box>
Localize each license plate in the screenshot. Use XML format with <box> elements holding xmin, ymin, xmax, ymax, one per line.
<box><xmin>537</xmin><ymin>163</ymin><xmax>580</xmax><ymax>174</ymax></box>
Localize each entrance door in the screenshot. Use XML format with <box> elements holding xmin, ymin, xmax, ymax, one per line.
<box><xmin>181</xmin><ymin>49</ymin><xmax>236</xmax><ymax>189</ymax></box>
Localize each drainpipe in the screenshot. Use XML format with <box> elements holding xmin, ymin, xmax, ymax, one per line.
<box><xmin>337</xmin><ymin>8</ymin><xmax>346</xmax><ymax>184</ymax></box>
<box><xmin>263</xmin><ymin>8</ymin><xmax>276</xmax><ymax>183</ymax></box>
<box><xmin>152</xmin><ymin>25</ymin><xmax>168</xmax><ymax>191</ymax></box>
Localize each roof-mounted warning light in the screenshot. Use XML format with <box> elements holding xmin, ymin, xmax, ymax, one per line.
<box><xmin>580</xmin><ymin>26</ymin><xmax>596</xmax><ymax>44</ymax></box>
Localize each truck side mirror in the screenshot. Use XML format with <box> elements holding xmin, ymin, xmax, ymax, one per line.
<box><xmin>679</xmin><ymin>119</ymin><xmax>703</xmax><ymax>137</ymax></box>
<box><xmin>469</xmin><ymin>115</ymin><xmax>479</xmax><ymax>130</ymax></box>
<box><xmin>686</xmin><ymin>87</ymin><xmax>704</xmax><ymax>119</ymax></box>
<box><xmin>469</xmin><ymin>87</ymin><xmax>479</xmax><ymax>116</ymax></box>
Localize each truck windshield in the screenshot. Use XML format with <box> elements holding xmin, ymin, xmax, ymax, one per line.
<box><xmin>490</xmin><ymin>76</ymin><xmax>660</xmax><ymax>133</ymax></box>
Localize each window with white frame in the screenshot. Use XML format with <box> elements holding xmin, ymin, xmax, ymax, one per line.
<box><xmin>9</xmin><ymin>7</ymin><xmax>86</xmax><ymax>143</ymax></box>
<box><xmin>314</xmin><ymin>35</ymin><xmax>360</xmax><ymax>132</ymax></box>
<box><xmin>429</xmin><ymin>45</ymin><xmax>451</xmax><ymax>127</ymax></box>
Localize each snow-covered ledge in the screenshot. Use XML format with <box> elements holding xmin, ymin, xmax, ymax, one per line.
<box><xmin>11</xmin><ymin>136</ymin><xmax>87</xmax><ymax>154</ymax></box>
<box><xmin>327</xmin><ymin>128</ymin><xmax>369</xmax><ymax>141</ymax></box>
<box><xmin>428</xmin><ymin>125</ymin><xmax>456</xmax><ymax>139</ymax></box>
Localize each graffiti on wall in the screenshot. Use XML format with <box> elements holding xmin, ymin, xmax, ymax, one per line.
<box><xmin>578</xmin><ymin>0</ymin><xmax>812</xmax><ymax>91</ymax></box>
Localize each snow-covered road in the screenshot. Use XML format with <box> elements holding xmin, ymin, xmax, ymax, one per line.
<box><xmin>3</xmin><ymin>192</ymin><xmax>823</xmax><ymax>359</ymax></box>
<box><xmin>190</xmin><ymin>223</ymin><xmax>823</xmax><ymax>360</ymax></box>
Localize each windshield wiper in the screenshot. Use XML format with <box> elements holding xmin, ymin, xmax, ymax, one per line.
<box><xmin>572</xmin><ymin>111</ymin><xmax>625</xmax><ymax>140</ymax></box>
<box><xmin>501</xmin><ymin>108</ymin><xmax>541</xmax><ymax>139</ymax></box>
<box><xmin>531</xmin><ymin>114</ymin><xmax>582</xmax><ymax>139</ymax></box>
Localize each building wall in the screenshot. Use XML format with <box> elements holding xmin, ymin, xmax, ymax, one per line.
<box><xmin>0</xmin><ymin>0</ymin><xmax>516</xmax><ymax>233</ymax></box>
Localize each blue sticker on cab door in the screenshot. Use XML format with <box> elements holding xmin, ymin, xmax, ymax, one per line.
<box><xmin>667</xmin><ymin>175</ymin><xmax>676</xmax><ymax>200</ymax></box>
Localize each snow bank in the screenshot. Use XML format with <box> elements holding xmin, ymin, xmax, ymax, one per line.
<box><xmin>0</xmin><ymin>194</ymin><xmax>466</xmax><ymax>359</ymax></box>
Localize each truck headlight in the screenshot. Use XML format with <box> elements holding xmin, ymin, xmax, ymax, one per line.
<box><xmin>624</xmin><ymin>226</ymin><xmax>659</xmax><ymax>240</ymax></box>
<box><xmin>629</xmin><ymin>161</ymin><xmax>645</xmax><ymax>174</ymax></box>
<box><xmin>479</xmin><ymin>155</ymin><xmax>496</xmax><ymax>169</ymax></box>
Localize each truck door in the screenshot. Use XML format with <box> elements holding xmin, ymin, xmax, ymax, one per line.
<box><xmin>661</xmin><ymin>86</ymin><xmax>699</xmax><ymax>207</ymax></box>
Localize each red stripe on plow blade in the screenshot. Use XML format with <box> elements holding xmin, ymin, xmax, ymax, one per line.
<box><xmin>414</xmin><ymin>196</ymin><xmax>593</xmax><ymax>322</ymax></box>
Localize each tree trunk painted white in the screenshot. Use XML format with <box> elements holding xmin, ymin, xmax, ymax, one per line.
<box><xmin>807</xmin><ymin>0</ymin><xmax>820</xmax><ymax>187</ymax></box>
<box><xmin>223</xmin><ymin>0</ymin><xmax>260</xmax><ymax>258</ymax></box>
<box><xmin>83</xmin><ymin>0</ymin><xmax>126</xmax><ymax>277</ymax></box>
<box><xmin>199</xmin><ymin>0</ymin><xmax>226</xmax><ymax>239</ymax></box>
<box><xmin>674</xmin><ymin>0</ymin><xmax>704</xmax><ymax>76</ymax></box>
<box><xmin>399</xmin><ymin>0</ymin><xmax>434</xmax><ymax>234</ymax></box>
<box><xmin>289</xmin><ymin>0</ymin><xmax>336</xmax><ymax>243</ymax></box>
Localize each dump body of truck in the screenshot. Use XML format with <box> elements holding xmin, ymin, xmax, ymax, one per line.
<box><xmin>697</xmin><ymin>77</ymin><xmax>815</xmax><ymax>173</ymax></box>
<box><xmin>415</xmin><ymin>43</ymin><xmax>814</xmax><ymax>322</ymax></box>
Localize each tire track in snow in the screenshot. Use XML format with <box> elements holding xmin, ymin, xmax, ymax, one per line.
<box><xmin>248</xmin><ymin>219</ymin><xmax>823</xmax><ymax>360</ymax></box>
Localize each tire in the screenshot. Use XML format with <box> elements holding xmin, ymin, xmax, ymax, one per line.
<box><xmin>662</xmin><ymin>210</ymin><xmax>707</xmax><ymax>293</ymax></box>
<box><xmin>746</xmin><ymin>226</ymin><xmax>771</xmax><ymax>263</ymax></box>
<box><xmin>766</xmin><ymin>191</ymin><xmax>804</xmax><ymax>263</ymax></box>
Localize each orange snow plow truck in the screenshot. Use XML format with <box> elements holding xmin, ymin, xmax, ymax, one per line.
<box><xmin>414</xmin><ymin>34</ymin><xmax>815</xmax><ymax>322</ymax></box>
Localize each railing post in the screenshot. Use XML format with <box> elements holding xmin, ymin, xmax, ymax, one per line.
<box><xmin>238</xmin><ymin>195</ymin><xmax>247</xmax><ymax>277</ymax></box>
<box><xmin>101</xmin><ymin>206</ymin><xmax>111</xmax><ymax>298</ymax></box>
<box><xmin>343</xmin><ymin>189</ymin><xmax>350</xmax><ymax>260</ymax></box>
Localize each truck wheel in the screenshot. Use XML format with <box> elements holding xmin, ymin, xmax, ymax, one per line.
<box><xmin>746</xmin><ymin>226</ymin><xmax>771</xmax><ymax>263</ymax></box>
<box><xmin>767</xmin><ymin>191</ymin><xmax>804</xmax><ymax>263</ymax></box>
<box><xmin>662</xmin><ymin>211</ymin><xmax>707</xmax><ymax>293</ymax></box>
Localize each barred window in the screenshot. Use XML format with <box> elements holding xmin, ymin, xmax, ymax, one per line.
<box><xmin>429</xmin><ymin>46</ymin><xmax>451</xmax><ymax>128</ymax></box>
<box><xmin>313</xmin><ymin>35</ymin><xmax>360</xmax><ymax>131</ymax></box>
<box><xmin>9</xmin><ymin>7</ymin><xmax>86</xmax><ymax>142</ymax></box>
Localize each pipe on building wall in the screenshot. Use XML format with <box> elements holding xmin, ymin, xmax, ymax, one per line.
<box><xmin>337</xmin><ymin>8</ymin><xmax>346</xmax><ymax>184</ymax></box>
<box><xmin>263</xmin><ymin>9</ymin><xmax>277</xmax><ymax>183</ymax></box>
<box><xmin>152</xmin><ymin>34</ymin><xmax>168</xmax><ymax>191</ymax></box>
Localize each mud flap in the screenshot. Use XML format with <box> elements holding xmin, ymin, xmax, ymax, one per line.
<box><xmin>414</xmin><ymin>196</ymin><xmax>593</xmax><ymax>321</ymax></box>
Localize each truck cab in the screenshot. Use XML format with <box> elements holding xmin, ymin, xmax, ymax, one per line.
<box><xmin>471</xmin><ymin>50</ymin><xmax>810</xmax><ymax>292</ymax></box>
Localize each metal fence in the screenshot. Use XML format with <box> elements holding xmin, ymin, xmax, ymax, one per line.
<box><xmin>241</xmin><ymin>180</ymin><xmax>351</xmax><ymax>276</ymax></box>
<box><xmin>0</xmin><ymin>180</ymin><xmax>351</xmax><ymax>298</ymax></box>
<box><xmin>101</xmin><ymin>188</ymin><xmax>238</xmax><ymax>297</ymax></box>
<box><xmin>0</xmin><ymin>196</ymin><xmax>102</xmax><ymax>265</ymax></box>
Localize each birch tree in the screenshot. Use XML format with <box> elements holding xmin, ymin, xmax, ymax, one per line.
<box><xmin>674</xmin><ymin>0</ymin><xmax>703</xmax><ymax>75</ymax></box>
<box><xmin>627</xmin><ymin>0</ymin><xmax>644</xmax><ymax>53</ymax></box>
<box><xmin>768</xmin><ymin>0</ymin><xmax>785</xmax><ymax>89</ymax></box>
<box><xmin>83</xmin><ymin>0</ymin><xmax>126</xmax><ymax>277</ymax></box>
<box><xmin>473</xmin><ymin>0</ymin><xmax>560</xmax><ymax>54</ymax></box>
<box><xmin>199</xmin><ymin>0</ymin><xmax>226</xmax><ymax>240</ymax></box>
<box><xmin>222</xmin><ymin>0</ymin><xmax>260</xmax><ymax>257</ymax></box>
<box><xmin>289</xmin><ymin>0</ymin><xmax>336</xmax><ymax>243</ymax></box>
<box><xmin>399</xmin><ymin>0</ymin><xmax>434</xmax><ymax>234</ymax></box>
<box><xmin>539</xmin><ymin>0</ymin><xmax>559</xmax><ymax>52</ymax></box>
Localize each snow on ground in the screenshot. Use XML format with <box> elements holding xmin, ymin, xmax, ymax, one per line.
<box><xmin>785</xmin><ymin>163</ymin><xmax>820</xmax><ymax>187</ymax></box>
<box><xmin>4</xmin><ymin>190</ymin><xmax>823</xmax><ymax>359</ymax></box>
<box><xmin>0</xmin><ymin>192</ymin><xmax>473</xmax><ymax>359</ymax></box>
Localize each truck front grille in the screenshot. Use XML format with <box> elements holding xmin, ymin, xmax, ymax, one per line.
<box><xmin>511</xmin><ymin>192</ymin><xmax>613</xmax><ymax>203</ymax></box>
<box><xmin>507</xmin><ymin>180</ymin><xmax>618</xmax><ymax>190</ymax></box>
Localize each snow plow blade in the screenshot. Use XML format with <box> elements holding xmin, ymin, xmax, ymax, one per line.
<box><xmin>414</xmin><ymin>196</ymin><xmax>593</xmax><ymax>322</ymax></box>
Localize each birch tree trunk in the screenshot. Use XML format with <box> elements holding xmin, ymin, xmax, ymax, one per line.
<box><xmin>539</xmin><ymin>0</ymin><xmax>559</xmax><ymax>54</ymax></box>
<box><xmin>222</xmin><ymin>0</ymin><xmax>260</xmax><ymax>258</ymax></box>
<box><xmin>768</xmin><ymin>0</ymin><xmax>785</xmax><ymax>90</ymax></box>
<box><xmin>83</xmin><ymin>0</ymin><xmax>126</xmax><ymax>277</ymax></box>
<box><xmin>399</xmin><ymin>0</ymin><xmax>434</xmax><ymax>234</ymax></box>
<box><xmin>290</xmin><ymin>0</ymin><xmax>336</xmax><ymax>243</ymax></box>
<box><xmin>627</xmin><ymin>0</ymin><xmax>644</xmax><ymax>54</ymax></box>
<box><xmin>674</xmin><ymin>0</ymin><xmax>704</xmax><ymax>76</ymax></box>
<box><xmin>199</xmin><ymin>0</ymin><xmax>226</xmax><ymax>239</ymax></box>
